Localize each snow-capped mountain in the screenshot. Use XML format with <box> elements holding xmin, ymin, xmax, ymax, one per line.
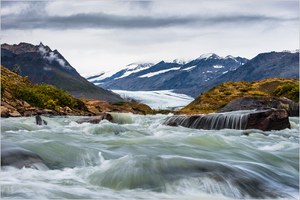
<box><xmin>87</xmin><ymin>53</ymin><xmax>248</xmax><ymax>97</ymax></box>
<box><xmin>86</xmin><ymin>62</ymin><xmax>154</xmax><ymax>85</ymax></box>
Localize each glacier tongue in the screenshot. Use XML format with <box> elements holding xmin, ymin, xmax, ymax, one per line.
<box><xmin>112</xmin><ymin>90</ymin><xmax>194</xmax><ymax>110</ymax></box>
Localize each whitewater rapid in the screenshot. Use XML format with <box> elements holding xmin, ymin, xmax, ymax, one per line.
<box><xmin>1</xmin><ymin>114</ymin><xmax>299</xmax><ymax>199</ymax></box>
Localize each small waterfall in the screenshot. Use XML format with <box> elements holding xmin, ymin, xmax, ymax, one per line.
<box><xmin>164</xmin><ymin>112</ymin><xmax>250</xmax><ymax>130</ymax></box>
<box><xmin>109</xmin><ymin>112</ymin><xmax>134</xmax><ymax>124</ymax></box>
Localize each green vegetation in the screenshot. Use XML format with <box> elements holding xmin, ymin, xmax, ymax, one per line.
<box><xmin>112</xmin><ymin>102</ymin><xmax>126</xmax><ymax>106</ymax></box>
<box><xmin>1</xmin><ymin>66</ymin><xmax>86</xmax><ymax>111</ymax></box>
<box><xmin>12</xmin><ymin>64</ymin><xmax>21</xmax><ymax>74</ymax></box>
<box><xmin>180</xmin><ymin>78</ymin><xmax>299</xmax><ymax>114</ymax></box>
<box><xmin>273</xmin><ymin>83</ymin><xmax>299</xmax><ymax>102</ymax></box>
<box><xmin>13</xmin><ymin>84</ymin><xmax>79</xmax><ymax>110</ymax></box>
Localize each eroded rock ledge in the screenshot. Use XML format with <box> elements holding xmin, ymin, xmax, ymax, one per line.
<box><xmin>164</xmin><ymin>109</ymin><xmax>290</xmax><ymax>131</ymax></box>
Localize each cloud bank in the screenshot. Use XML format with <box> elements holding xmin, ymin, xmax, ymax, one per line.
<box><xmin>2</xmin><ymin>11</ymin><xmax>297</xmax><ymax>30</ymax></box>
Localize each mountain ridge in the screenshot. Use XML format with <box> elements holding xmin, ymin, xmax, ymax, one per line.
<box><xmin>87</xmin><ymin>53</ymin><xmax>248</xmax><ymax>97</ymax></box>
<box><xmin>87</xmin><ymin>50</ymin><xmax>298</xmax><ymax>98</ymax></box>
<box><xmin>1</xmin><ymin>42</ymin><xmax>123</xmax><ymax>102</ymax></box>
<box><xmin>200</xmin><ymin>51</ymin><xmax>299</xmax><ymax>97</ymax></box>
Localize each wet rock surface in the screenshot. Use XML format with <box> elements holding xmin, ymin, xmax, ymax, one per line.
<box><xmin>164</xmin><ymin>109</ymin><xmax>290</xmax><ymax>131</ymax></box>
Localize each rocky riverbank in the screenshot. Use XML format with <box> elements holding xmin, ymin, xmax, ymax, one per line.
<box><xmin>1</xmin><ymin>96</ymin><xmax>154</xmax><ymax>118</ymax></box>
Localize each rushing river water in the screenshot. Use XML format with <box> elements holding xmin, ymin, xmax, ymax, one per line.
<box><xmin>1</xmin><ymin>113</ymin><xmax>299</xmax><ymax>199</ymax></box>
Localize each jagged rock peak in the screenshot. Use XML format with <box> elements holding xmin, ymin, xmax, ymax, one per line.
<box><xmin>197</xmin><ymin>53</ymin><xmax>222</xmax><ymax>60</ymax></box>
<box><xmin>1</xmin><ymin>42</ymin><xmax>52</xmax><ymax>55</ymax></box>
<box><xmin>172</xmin><ymin>59</ymin><xmax>189</xmax><ymax>65</ymax></box>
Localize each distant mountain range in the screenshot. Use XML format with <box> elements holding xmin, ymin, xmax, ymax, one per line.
<box><xmin>87</xmin><ymin>54</ymin><xmax>248</xmax><ymax>97</ymax></box>
<box><xmin>87</xmin><ymin>51</ymin><xmax>299</xmax><ymax>97</ymax></box>
<box><xmin>1</xmin><ymin>42</ymin><xmax>123</xmax><ymax>102</ymax></box>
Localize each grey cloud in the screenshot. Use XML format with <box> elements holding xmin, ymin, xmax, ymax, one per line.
<box><xmin>1</xmin><ymin>11</ymin><xmax>297</xmax><ymax>30</ymax></box>
<box><xmin>2</xmin><ymin>12</ymin><xmax>197</xmax><ymax>29</ymax></box>
<box><xmin>129</xmin><ymin>0</ymin><xmax>153</xmax><ymax>9</ymax></box>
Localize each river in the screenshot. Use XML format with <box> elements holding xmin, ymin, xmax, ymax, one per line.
<box><xmin>1</xmin><ymin>113</ymin><xmax>299</xmax><ymax>199</ymax></box>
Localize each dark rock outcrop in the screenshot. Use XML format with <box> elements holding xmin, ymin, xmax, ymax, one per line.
<box><xmin>35</xmin><ymin>115</ymin><xmax>47</xmax><ymax>125</ymax></box>
<box><xmin>76</xmin><ymin>113</ymin><xmax>113</xmax><ymax>124</ymax></box>
<box><xmin>217</xmin><ymin>97</ymin><xmax>299</xmax><ymax>116</ymax></box>
<box><xmin>245</xmin><ymin>109</ymin><xmax>290</xmax><ymax>131</ymax></box>
<box><xmin>164</xmin><ymin>109</ymin><xmax>290</xmax><ymax>131</ymax></box>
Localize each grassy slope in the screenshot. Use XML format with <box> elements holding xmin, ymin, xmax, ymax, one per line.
<box><xmin>1</xmin><ymin>66</ymin><xmax>86</xmax><ymax>111</ymax></box>
<box><xmin>180</xmin><ymin>78</ymin><xmax>299</xmax><ymax>114</ymax></box>
<box><xmin>1</xmin><ymin>66</ymin><xmax>154</xmax><ymax>115</ymax></box>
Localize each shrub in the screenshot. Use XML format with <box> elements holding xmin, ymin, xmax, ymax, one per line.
<box><xmin>112</xmin><ymin>102</ymin><xmax>125</xmax><ymax>106</ymax></box>
<box><xmin>223</xmin><ymin>91</ymin><xmax>232</xmax><ymax>95</ymax></box>
<box><xmin>13</xmin><ymin>84</ymin><xmax>79</xmax><ymax>110</ymax></box>
<box><xmin>273</xmin><ymin>83</ymin><xmax>299</xmax><ymax>102</ymax></box>
<box><xmin>247</xmin><ymin>91</ymin><xmax>267</xmax><ymax>97</ymax></box>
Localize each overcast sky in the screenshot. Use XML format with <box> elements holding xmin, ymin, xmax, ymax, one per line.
<box><xmin>1</xmin><ymin>0</ymin><xmax>299</xmax><ymax>75</ymax></box>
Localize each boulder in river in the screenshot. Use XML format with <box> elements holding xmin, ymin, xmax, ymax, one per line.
<box><xmin>164</xmin><ymin>109</ymin><xmax>290</xmax><ymax>131</ymax></box>
<box><xmin>76</xmin><ymin>113</ymin><xmax>113</xmax><ymax>124</ymax></box>
<box><xmin>245</xmin><ymin>109</ymin><xmax>290</xmax><ymax>131</ymax></box>
<box><xmin>35</xmin><ymin>115</ymin><xmax>47</xmax><ymax>125</ymax></box>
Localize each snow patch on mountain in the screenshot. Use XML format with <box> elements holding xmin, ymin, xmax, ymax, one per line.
<box><xmin>181</xmin><ymin>65</ymin><xmax>197</xmax><ymax>71</ymax></box>
<box><xmin>115</xmin><ymin>63</ymin><xmax>153</xmax><ymax>79</ymax></box>
<box><xmin>197</xmin><ymin>53</ymin><xmax>223</xmax><ymax>60</ymax></box>
<box><xmin>213</xmin><ymin>65</ymin><xmax>224</xmax><ymax>69</ymax></box>
<box><xmin>222</xmin><ymin>70</ymin><xmax>228</xmax><ymax>74</ymax></box>
<box><xmin>112</xmin><ymin>90</ymin><xmax>194</xmax><ymax>110</ymax></box>
<box><xmin>282</xmin><ymin>49</ymin><xmax>299</xmax><ymax>53</ymax></box>
<box><xmin>172</xmin><ymin>59</ymin><xmax>189</xmax><ymax>65</ymax></box>
<box><xmin>87</xmin><ymin>71</ymin><xmax>114</xmax><ymax>82</ymax></box>
<box><xmin>139</xmin><ymin>67</ymin><xmax>181</xmax><ymax>78</ymax></box>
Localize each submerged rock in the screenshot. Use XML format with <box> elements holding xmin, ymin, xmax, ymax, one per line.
<box><xmin>76</xmin><ymin>113</ymin><xmax>113</xmax><ymax>124</ymax></box>
<box><xmin>1</xmin><ymin>145</ymin><xmax>48</xmax><ymax>170</ymax></box>
<box><xmin>163</xmin><ymin>109</ymin><xmax>290</xmax><ymax>131</ymax></box>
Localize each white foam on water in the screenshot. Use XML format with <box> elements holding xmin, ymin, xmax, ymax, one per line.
<box><xmin>258</xmin><ymin>141</ymin><xmax>292</xmax><ymax>151</ymax></box>
<box><xmin>1</xmin><ymin>115</ymin><xmax>299</xmax><ymax>199</ymax></box>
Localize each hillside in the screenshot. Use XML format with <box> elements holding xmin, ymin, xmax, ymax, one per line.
<box><xmin>180</xmin><ymin>78</ymin><xmax>299</xmax><ymax>114</ymax></box>
<box><xmin>1</xmin><ymin>66</ymin><xmax>91</xmax><ymax>117</ymax></box>
<box><xmin>1</xmin><ymin>42</ymin><xmax>123</xmax><ymax>102</ymax></box>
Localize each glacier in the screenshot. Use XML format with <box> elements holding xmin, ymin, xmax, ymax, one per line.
<box><xmin>112</xmin><ymin>90</ymin><xmax>194</xmax><ymax>110</ymax></box>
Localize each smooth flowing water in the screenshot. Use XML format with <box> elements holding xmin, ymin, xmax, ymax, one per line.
<box><xmin>1</xmin><ymin>113</ymin><xmax>299</xmax><ymax>199</ymax></box>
